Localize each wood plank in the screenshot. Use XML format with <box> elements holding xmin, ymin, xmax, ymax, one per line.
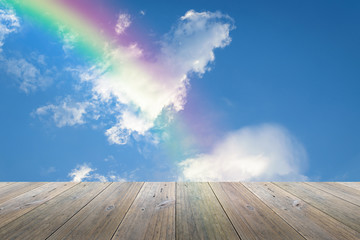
<box><xmin>306</xmin><ymin>182</ymin><xmax>360</xmax><ymax>207</ymax></box>
<box><xmin>337</xmin><ymin>182</ymin><xmax>360</xmax><ymax>192</ymax></box>
<box><xmin>0</xmin><ymin>182</ymin><xmax>110</xmax><ymax>240</ymax></box>
<box><xmin>210</xmin><ymin>182</ymin><xmax>304</xmax><ymax>240</ymax></box>
<box><xmin>112</xmin><ymin>182</ymin><xmax>175</xmax><ymax>240</ymax></box>
<box><xmin>0</xmin><ymin>182</ymin><xmax>46</xmax><ymax>204</ymax></box>
<box><xmin>274</xmin><ymin>182</ymin><xmax>360</xmax><ymax>233</ymax></box>
<box><xmin>0</xmin><ymin>182</ymin><xmax>77</xmax><ymax>228</ymax></box>
<box><xmin>48</xmin><ymin>182</ymin><xmax>143</xmax><ymax>240</ymax></box>
<box><xmin>176</xmin><ymin>182</ymin><xmax>240</xmax><ymax>240</ymax></box>
<box><xmin>243</xmin><ymin>182</ymin><xmax>360</xmax><ymax>240</ymax></box>
<box><xmin>0</xmin><ymin>183</ymin><xmax>15</xmax><ymax>189</ymax></box>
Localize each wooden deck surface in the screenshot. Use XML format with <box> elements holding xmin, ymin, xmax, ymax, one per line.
<box><xmin>0</xmin><ymin>182</ymin><xmax>359</xmax><ymax>239</ymax></box>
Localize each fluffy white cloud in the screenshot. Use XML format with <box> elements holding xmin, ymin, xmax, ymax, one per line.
<box><xmin>35</xmin><ymin>100</ymin><xmax>89</xmax><ymax>127</ymax></box>
<box><xmin>105</xmin><ymin>110</ymin><xmax>154</xmax><ymax>144</ymax></box>
<box><xmin>69</xmin><ymin>164</ymin><xmax>94</xmax><ymax>182</ymax></box>
<box><xmin>108</xmin><ymin>174</ymin><xmax>127</xmax><ymax>182</ymax></box>
<box><xmin>115</xmin><ymin>13</ymin><xmax>131</xmax><ymax>35</ymax></box>
<box><xmin>77</xmin><ymin>10</ymin><xmax>234</xmax><ymax>144</ymax></box>
<box><xmin>179</xmin><ymin>124</ymin><xmax>308</xmax><ymax>181</ymax></box>
<box><xmin>5</xmin><ymin>57</ymin><xmax>53</xmax><ymax>93</ymax></box>
<box><xmin>0</xmin><ymin>8</ymin><xmax>20</xmax><ymax>50</ymax></box>
<box><xmin>68</xmin><ymin>163</ymin><xmax>127</xmax><ymax>182</ymax></box>
<box><xmin>57</xmin><ymin>25</ymin><xmax>79</xmax><ymax>54</ymax></box>
<box><xmin>161</xmin><ymin>10</ymin><xmax>234</xmax><ymax>75</ymax></box>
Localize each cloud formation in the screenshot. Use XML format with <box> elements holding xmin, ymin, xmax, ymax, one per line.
<box><xmin>76</xmin><ymin>10</ymin><xmax>235</xmax><ymax>144</ymax></box>
<box><xmin>35</xmin><ymin>99</ymin><xmax>89</xmax><ymax>127</ymax></box>
<box><xmin>4</xmin><ymin>57</ymin><xmax>53</xmax><ymax>93</ymax></box>
<box><xmin>68</xmin><ymin>163</ymin><xmax>127</xmax><ymax>182</ymax></box>
<box><xmin>115</xmin><ymin>13</ymin><xmax>131</xmax><ymax>35</ymax></box>
<box><xmin>69</xmin><ymin>164</ymin><xmax>94</xmax><ymax>182</ymax></box>
<box><xmin>0</xmin><ymin>8</ymin><xmax>54</xmax><ymax>93</ymax></box>
<box><xmin>0</xmin><ymin>7</ymin><xmax>20</xmax><ymax>50</ymax></box>
<box><xmin>179</xmin><ymin>124</ymin><xmax>308</xmax><ymax>181</ymax></box>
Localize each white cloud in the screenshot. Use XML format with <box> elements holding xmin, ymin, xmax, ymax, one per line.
<box><xmin>76</xmin><ymin>10</ymin><xmax>234</xmax><ymax>144</ymax></box>
<box><xmin>108</xmin><ymin>174</ymin><xmax>127</xmax><ymax>182</ymax></box>
<box><xmin>161</xmin><ymin>10</ymin><xmax>234</xmax><ymax>75</ymax></box>
<box><xmin>5</xmin><ymin>57</ymin><xmax>53</xmax><ymax>93</ymax></box>
<box><xmin>115</xmin><ymin>13</ymin><xmax>131</xmax><ymax>35</ymax></box>
<box><xmin>105</xmin><ymin>110</ymin><xmax>154</xmax><ymax>144</ymax></box>
<box><xmin>0</xmin><ymin>9</ymin><xmax>54</xmax><ymax>93</ymax></box>
<box><xmin>57</xmin><ymin>25</ymin><xmax>78</xmax><ymax>54</ymax></box>
<box><xmin>35</xmin><ymin>99</ymin><xmax>89</xmax><ymax>127</ymax></box>
<box><xmin>69</xmin><ymin>164</ymin><xmax>94</xmax><ymax>182</ymax></box>
<box><xmin>178</xmin><ymin>124</ymin><xmax>308</xmax><ymax>181</ymax></box>
<box><xmin>0</xmin><ymin>7</ymin><xmax>20</xmax><ymax>50</ymax></box>
<box><xmin>105</xmin><ymin>124</ymin><xmax>130</xmax><ymax>145</ymax></box>
<box><xmin>68</xmin><ymin>163</ymin><xmax>127</xmax><ymax>182</ymax></box>
<box><xmin>92</xmin><ymin>173</ymin><xmax>108</xmax><ymax>182</ymax></box>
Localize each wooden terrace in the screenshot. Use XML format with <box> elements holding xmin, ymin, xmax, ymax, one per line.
<box><xmin>0</xmin><ymin>182</ymin><xmax>359</xmax><ymax>239</ymax></box>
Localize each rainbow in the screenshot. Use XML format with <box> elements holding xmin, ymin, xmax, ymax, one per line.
<box><xmin>7</xmin><ymin>0</ymin><xmax>127</xmax><ymax>59</ymax></box>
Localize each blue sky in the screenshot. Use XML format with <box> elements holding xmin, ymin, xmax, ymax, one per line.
<box><xmin>0</xmin><ymin>0</ymin><xmax>359</xmax><ymax>182</ymax></box>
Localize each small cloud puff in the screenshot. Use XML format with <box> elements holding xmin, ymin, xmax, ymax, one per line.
<box><xmin>68</xmin><ymin>163</ymin><xmax>127</xmax><ymax>182</ymax></box>
<box><xmin>35</xmin><ymin>99</ymin><xmax>89</xmax><ymax>127</ymax></box>
<box><xmin>69</xmin><ymin>164</ymin><xmax>94</xmax><ymax>182</ymax></box>
<box><xmin>0</xmin><ymin>7</ymin><xmax>20</xmax><ymax>50</ymax></box>
<box><xmin>179</xmin><ymin>124</ymin><xmax>308</xmax><ymax>181</ymax></box>
<box><xmin>4</xmin><ymin>57</ymin><xmax>53</xmax><ymax>93</ymax></box>
<box><xmin>115</xmin><ymin>13</ymin><xmax>131</xmax><ymax>35</ymax></box>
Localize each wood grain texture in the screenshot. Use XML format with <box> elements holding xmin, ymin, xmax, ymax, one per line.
<box><xmin>0</xmin><ymin>182</ymin><xmax>77</xmax><ymax>228</ymax></box>
<box><xmin>176</xmin><ymin>182</ymin><xmax>240</xmax><ymax>240</ymax></box>
<box><xmin>305</xmin><ymin>182</ymin><xmax>360</xmax><ymax>207</ymax></box>
<box><xmin>0</xmin><ymin>182</ymin><xmax>15</xmax><ymax>189</ymax></box>
<box><xmin>112</xmin><ymin>182</ymin><xmax>175</xmax><ymax>240</ymax></box>
<box><xmin>48</xmin><ymin>182</ymin><xmax>143</xmax><ymax>240</ymax></box>
<box><xmin>210</xmin><ymin>182</ymin><xmax>304</xmax><ymax>240</ymax></box>
<box><xmin>0</xmin><ymin>182</ymin><xmax>46</xmax><ymax>204</ymax></box>
<box><xmin>337</xmin><ymin>182</ymin><xmax>360</xmax><ymax>192</ymax></box>
<box><xmin>275</xmin><ymin>182</ymin><xmax>360</xmax><ymax>233</ymax></box>
<box><xmin>243</xmin><ymin>182</ymin><xmax>360</xmax><ymax>240</ymax></box>
<box><xmin>0</xmin><ymin>182</ymin><xmax>110</xmax><ymax>240</ymax></box>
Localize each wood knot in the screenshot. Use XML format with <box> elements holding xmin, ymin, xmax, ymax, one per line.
<box><xmin>246</xmin><ymin>205</ymin><xmax>254</xmax><ymax>211</ymax></box>
<box><xmin>156</xmin><ymin>200</ymin><xmax>175</xmax><ymax>209</ymax></box>
<box><xmin>106</xmin><ymin>205</ymin><xmax>114</xmax><ymax>211</ymax></box>
<box><xmin>292</xmin><ymin>200</ymin><xmax>301</xmax><ymax>208</ymax></box>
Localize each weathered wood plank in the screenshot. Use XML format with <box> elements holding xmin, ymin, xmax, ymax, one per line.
<box><xmin>243</xmin><ymin>182</ymin><xmax>360</xmax><ymax>240</ymax></box>
<box><xmin>0</xmin><ymin>182</ymin><xmax>77</xmax><ymax>228</ymax></box>
<box><xmin>48</xmin><ymin>182</ymin><xmax>143</xmax><ymax>240</ymax></box>
<box><xmin>305</xmin><ymin>182</ymin><xmax>360</xmax><ymax>207</ymax></box>
<box><xmin>112</xmin><ymin>182</ymin><xmax>175</xmax><ymax>240</ymax></box>
<box><xmin>0</xmin><ymin>182</ymin><xmax>110</xmax><ymax>240</ymax></box>
<box><xmin>0</xmin><ymin>182</ymin><xmax>15</xmax><ymax>189</ymax></box>
<box><xmin>337</xmin><ymin>182</ymin><xmax>360</xmax><ymax>192</ymax></box>
<box><xmin>210</xmin><ymin>182</ymin><xmax>304</xmax><ymax>240</ymax></box>
<box><xmin>0</xmin><ymin>182</ymin><xmax>46</xmax><ymax>205</ymax></box>
<box><xmin>274</xmin><ymin>182</ymin><xmax>360</xmax><ymax>233</ymax></box>
<box><xmin>176</xmin><ymin>182</ymin><xmax>240</xmax><ymax>240</ymax></box>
